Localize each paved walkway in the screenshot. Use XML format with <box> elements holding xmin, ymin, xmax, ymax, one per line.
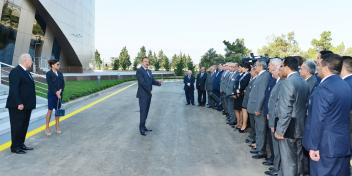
<box><xmin>0</xmin><ymin>81</ymin><xmax>266</xmax><ymax>176</ymax></box>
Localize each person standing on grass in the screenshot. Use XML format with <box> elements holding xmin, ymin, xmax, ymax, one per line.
<box><xmin>45</xmin><ymin>59</ymin><xmax>65</xmax><ymax>136</ymax></box>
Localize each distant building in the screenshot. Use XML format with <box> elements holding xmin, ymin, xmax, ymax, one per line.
<box><xmin>0</xmin><ymin>0</ymin><xmax>95</xmax><ymax>72</ymax></box>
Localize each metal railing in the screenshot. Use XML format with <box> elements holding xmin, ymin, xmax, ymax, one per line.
<box><xmin>0</xmin><ymin>61</ymin><xmax>48</xmax><ymax>98</ymax></box>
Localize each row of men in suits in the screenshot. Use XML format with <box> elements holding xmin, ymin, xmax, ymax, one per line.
<box><xmin>183</xmin><ymin>67</ymin><xmax>208</xmax><ymax>106</ymax></box>
<box><xmin>192</xmin><ymin>51</ymin><xmax>352</xmax><ymax>176</ymax></box>
<box><xmin>240</xmin><ymin>52</ymin><xmax>352</xmax><ymax>176</ymax></box>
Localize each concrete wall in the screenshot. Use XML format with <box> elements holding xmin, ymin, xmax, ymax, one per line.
<box><xmin>12</xmin><ymin>0</ymin><xmax>36</xmax><ymax>65</ymax></box>
<box><xmin>0</xmin><ymin>0</ymin><xmax>4</xmax><ymax>18</ymax></box>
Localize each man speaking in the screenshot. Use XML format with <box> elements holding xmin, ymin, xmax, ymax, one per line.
<box><xmin>136</xmin><ymin>57</ymin><xmax>161</xmax><ymax>136</ymax></box>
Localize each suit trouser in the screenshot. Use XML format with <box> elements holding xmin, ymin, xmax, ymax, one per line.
<box><xmin>226</xmin><ymin>96</ymin><xmax>236</xmax><ymax>124</ymax></box>
<box><xmin>271</xmin><ymin>131</ymin><xmax>281</xmax><ymax>171</ymax></box>
<box><xmin>207</xmin><ymin>91</ymin><xmax>215</xmax><ymax>107</ymax></box>
<box><xmin>254</xmin><ymin>114</ymin><xmax>267</xmax><ymax>153</ymax></box>
<box><xmin>266</xmin><ymin>124</ymin><xmax>274</xmax><ymax>161</ymax></box>
<box><xmin>138</xmin><ymin>96</ymin><xmax>152</xmax><ymax>131</ymax></box>
<box><xmin>248</xmin><ymin>113</ymin><xmax>256</xmax><ymax>142</ymax></box>
<box><xmin>9</xmin><ymin>108</ymin><xmax>32</xmax><ymax>150</ymax></box>
<box><xmin>185</xmin><ymin>89</ymin><xmax>194</xmax><ymax>104</ymax></box>
<box><xmin>197</xmin><ymin>89</ymin><xmax>206</xmax><ymax>105</ymax></box>
<box><xmin>278</xmin><ymin>138</ymin><xmax>303</xmax><ymax>176</ymax></box>
<box><xmin>221</xmin><ymin>93</ymin><xmax>227</xmax><ymax>112</ymax></box>
<box><xmin>212</xmin><ymin>91</ymin><xmax>221</xmax><ymax>107</ymax></box>
<box><xmin>310</xmin><ymin>155</ymin><xmax>350</xmax><ymax>176</ymax></box>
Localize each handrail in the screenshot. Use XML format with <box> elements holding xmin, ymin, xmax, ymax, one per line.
<box><xmin>0</xmin><ymin>61</ymin><xmax>48</xmax><ymax>98</ymax></box>
<box><xmin>0</xmin><ymin>61</ymin><xmax>46</xmax><ymax>78</ymax></box>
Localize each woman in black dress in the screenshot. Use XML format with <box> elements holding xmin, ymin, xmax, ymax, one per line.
<box><xmin>234</xmin><ymin>63</ymin><xmax>251</xmax><ymax>131</ymax></box>
<box><xmin>45</xmin><ymin>59</ymin><xmax>65</xmax><ymax>136</ymax></box>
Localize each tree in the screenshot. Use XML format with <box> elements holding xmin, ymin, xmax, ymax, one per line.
<box><xmin>111</xmin><ymin>57</ymin><xmax>119</xmax><ymax>70</ymax></box>
<box><xmin>199</xmin><ymin>48</ymin><xmax>225</xmax><ymax>68</ymax></box>
<box><xmin>174</xmin><ymin>57</ymin><xmax>184</xmax><ymax>76</ymax></box>
<box><xmin>223</xmin><ymin>38</ymin><xmax>250</xmax><ymax>63</ymax></box>
<box><xmin>311</xmin><ymin>31</ymin><xmax>333</xmax><ymax>51</ymax></box>
<box><xmin>133</xmin><ymin>46</ymin><xmax>147</xmax><ymax>70</ymax></box>
<box><xmin>94</xmin><ymin>50</ymin><xmax>103</xmax><ymax>70</ymax></box>
<box><xmin>185</xmin><ymin>55</ymin><xmax>195</xmax><ymax>72</ymax></box>
<box><xmin>118</xmin><ymin>46</ymin><xmax>131</xmax><ymax>70</ymax></box>
<box><xmin>158</xmin><ymin>50</ymin><xmax>170</xmax><ymax>71</ymax></box>
<box><xmin>152</xmin><ymin>51</ymin><xmax>160</xmax><ymax>71</ymax></box>
<box><xmin>258</xmin><ymin>32</ymin><xmax>301</xmax><ymax>58</ymax></box>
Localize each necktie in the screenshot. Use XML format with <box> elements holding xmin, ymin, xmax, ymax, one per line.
<box><xmin>27</xmin><ymin>71</ymin><xmax>33</xmax><ymax>80</ymax></box>
<box><xmin>146</xmin><ymin>69</ymin><xmax>151</xmax><ymax>77</ymax></box>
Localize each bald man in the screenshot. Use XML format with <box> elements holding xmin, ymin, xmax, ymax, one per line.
<box><xmin>6</xmin><ymin>54</ymin><xmax>36</xmax><ymax>154</ymax></box>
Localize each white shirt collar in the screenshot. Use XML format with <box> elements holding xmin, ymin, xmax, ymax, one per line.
<box><xmin>287</xmin><ymin>71</ymin><xmax>296</xmax><ymax>78</ymax></box>
<box><xmin>305</xmin><ymin>75</ymin><xmax>312</xmax><ymax>81</ymax></box>
<box><xmin>258</xmin><ymin>70</ymin><xmax>265</xmax><ymax>76</ymax></box>
<box><xmin>320</xmin><ymin>74</ymin><xmax>335</xmax><ymax>84</ymax></box>
<box><xmin>19</xmin><ymin>64</ymin><xmax>26</xmax><ymax>71</ymax></box>
<box><xmin>342</xmin><ymin>73</ymin><xmax>352</xmax><ymax>80</ymax></box>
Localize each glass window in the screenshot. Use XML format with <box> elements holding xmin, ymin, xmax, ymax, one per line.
<box><xmin>0</xmin><ymin>2</ymin><xmax>21</xmax><ymax>64</ymax></box>
<box><xmin>51</xmin><ymin>38</ymin><xmax>61</xmax><ymax>60</ymax></box>
<box><xmin>29</xmin><ymin>13</ymin><xmax>46</xmax><ymax>59</ymax></box>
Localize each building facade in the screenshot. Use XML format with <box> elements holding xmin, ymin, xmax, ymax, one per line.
<box><xmin>0</xmin><ymin>0</ymin><xmax>95</xmax><ymax>72</ymax></box>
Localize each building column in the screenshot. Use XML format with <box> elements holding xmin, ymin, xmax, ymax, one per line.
<box><xmin>12</xmin><ymin>0</ymin><xmax>36</xmax><ymax>65</ymax></box>
<box><xmin>40</xmin><ymin>26</ymin><xmax>54</xmax><ymax>70</ymax></box>
<box><xmin>0</xmin><ymin>0</ymin><xmax>4</xmax><ymax>18</ymax></box>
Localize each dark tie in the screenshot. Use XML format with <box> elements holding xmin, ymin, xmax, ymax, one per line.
<box><xmin>27</xmin><ymin>71</ymin><xmax>33</xmax><ymax>80</ymax></box>
<box><xmin>146</xmin><ymin>69</ymin><xmax>151</xmax><ymax>77</ymax></box>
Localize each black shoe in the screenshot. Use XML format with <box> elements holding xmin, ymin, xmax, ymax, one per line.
<box><xmin>186</xmin><ymin>103</ymin><xmax>190</xmax><ymax>105</ymax></box>
<box><xmin>144</xmin><ymin>128</ymin><xmax>152</xmax><ymax>132</ymax></box>
<box><xmin>20</xmin><ymin>145</ymin><xmax>33</xmax><ymax>151</ymax></box>
<box><xmin>140</xmin><ymin>130</ymin><xmax>146</xmax><ymax>136</ymax></box>
<box><xmin>11</xmin><ymin>149</ymin><xmax>26</xmax><ymax>154</ymax></box>
<box><xmin>268</xmin><ymin>167</ymin><xmax>275</xmax><ymax>171</ymax></box>
<box><xmin>252</xmin><ymin>153</ymin><xmax>267</xmax><ymax>159</ymax></box>
<box><xmin>265</xmin><ymin>170</ymin><xmax>278</xmax><ymax>176</ymax></box>
<box><xmin>191</xmin><ymin>103</ymin><xmax>195</xmax><ymax>105</ymax></box>
<box><xmin>262</xmin><ymin>161</ymin><xmax>274</xmax><ymax>166</ymax></box>
<box><xmin>239</xmin><ymin>128</ymin><xmax>247</xmax><ymax>133</ymax></box>
<box><xmin>250</xmin><ymin>150</ymin><xmax>259</xmax><ymax>154</ymax></box>
<box><xmin>245</xmin><ymin>139</ymin><xmax>252</xmax><ymax>143</ymax></box>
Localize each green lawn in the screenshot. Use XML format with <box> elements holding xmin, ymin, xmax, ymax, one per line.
<box><xmin>61</xmin><ymin>79</ymin><xmax>134</xmax><ymax>102</ymax></box>
<box><xmin>36</xmin><ymin>79</ymin><xmax>134</xmax><ymax>102</ymax></box>
<box><xmin>35</xmin><ymin>75</ymin><xmax>178</xmax><ymax>103</ymax></box>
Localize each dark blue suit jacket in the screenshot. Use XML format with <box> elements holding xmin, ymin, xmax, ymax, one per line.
<box><xmin>344</xmin><ymin>75</ymin><xmax>352</xmax><ymax>89</ymax></box>
<box><xmin>212</xmin><ymin>70</ymin><xmax>223</xmax><ymax>93</ymax></box>
<box><xmin>184</xmin><ymin>75</ymin><xmax>195</xmax><ymax>90</ymax></box>
<box><xmin>303</xmin><ymin>75</ymin><xmax>352</xmax><ymax>157</ymax></box>
<box><xmin>136</xmin><ymin>67</ymin><xmax>160</xmax><ymax>98</ymax></box>
<box><xmin>6</xmin><ymin>65</ymin><xmax>36</xmax><ymax>110</ymax></box>
<box><xmin>46</xmin><ymin>70</ymin><xmax>65</xmax><ymax>97</ymax></box>
<box><xmin>263</xmin><ymin>75</ymin><xmax>276</xmax><ymax>117</ymax></box>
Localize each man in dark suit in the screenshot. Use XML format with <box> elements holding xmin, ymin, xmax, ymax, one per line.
<box><xmin>6</xmin><ymin>54</ymin><xmax>36</xmax><ymax>154</ymax></box>
<box><xmin>205</xmin><ymin>66</ymin><xmax>216</xmax><ymax>108</ymax></box>
<box><xmin>275</xmin><ymin>57</ymin><xmax>309</xmax><ymax>176</ymax></box>
<box><xmin>196</xmin><ymin>67</ymin><xmax>207</xmax><ymax>106</ymax></box>
<box><xmin>300</xmin><ymin>60</ymin><xmax>318</xmax><ymax>94</ymax></box>
<box><xmin>303</xmin><ymin>54</ymin><xmax>351</xmax><ymax>176</ymax></box>
<box><xmin>247</xmin><ymin>59</ymin><xmax>271</xmax><ymax>159</ymax></box>
<box><xmin>262</xmin><ymin>58</ymin><xmax>282</xmax><ymax>175</ymax></box>
<box><xmin>341</xmin><ymin>56</ymin><xmax>352</xmax><ymax>88</ymax></box>
<box><xmin>340</xmin><ymin>56</ymin><xmax>352</xmax><ymax>171</ymax></box>
<box><xmin>136</xmin><ymin>57</ymin><xmax>161</xmax><ymax>136</ymax></box>
<box><xmin>184</xmin><ymin>70</ymin><xmax>195</xmax><ymax>105</ymax></box>
<box><xmin>212</xmin><ymin>64</ymin><xmax>223</xmax><ymax>111</ymax></box>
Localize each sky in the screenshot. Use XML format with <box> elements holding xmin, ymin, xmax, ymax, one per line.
<box><xmin>95</xmin><ymin>0</ymin><xmax>352</xmax><ymax>64</ymax></box>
